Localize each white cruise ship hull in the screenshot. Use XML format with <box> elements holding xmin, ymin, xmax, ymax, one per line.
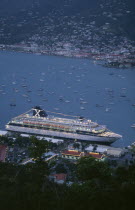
<box><xmin>6</xmin><ymin>125</ymin><xmax>118</xmax><ymax>144</ymax></box>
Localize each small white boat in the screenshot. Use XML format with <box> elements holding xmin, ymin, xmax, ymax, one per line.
<box><xmin>12</xmin><ymin>81</ymin><xmax>16</xmax><ymax>85</ymax></box>
<box><xmin>80</xmin><ymin>107</ymin><xmax>85</xmax><ymax>110</ymax></box>
<box><xmin>40</xmin><ymin>79</ymin><xmax>44</xmax><ymax>82</ymax></box>
<box><xmin>105</xmin><ymin>108</ymin><xmax>111</xmax><ymax>112</ymax></box>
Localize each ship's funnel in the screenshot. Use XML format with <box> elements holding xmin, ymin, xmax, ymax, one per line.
<box><xmin>33</xmin><ymin>106</ymin><xmax>47</xmax><ymax>117</ymax></box>
<box><xmin>79</xmin><ymin>116</ymin><xmax>85</xmax><ymax>121</ymax></box>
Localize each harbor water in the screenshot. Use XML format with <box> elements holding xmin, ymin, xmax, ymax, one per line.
<box><xmin>0</xmin><ymin>51</ymin><xmax>135</xmax><ymax>147</ymax></box>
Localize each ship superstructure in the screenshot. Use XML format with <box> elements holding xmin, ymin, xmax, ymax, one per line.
<box><xmin>6</xmin><ymin>106</ymin><xmax>122</xmax><ymax>144</ymax></box>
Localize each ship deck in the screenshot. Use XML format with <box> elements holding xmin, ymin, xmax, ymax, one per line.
<box><xmin>13</xmin><ymin>114</ymin><xmax>102</xmax><ymax>129</ymax></box>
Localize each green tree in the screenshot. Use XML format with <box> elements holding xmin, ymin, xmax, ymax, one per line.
<box><xmin>29</xmin><ymin>136</ymin><xmax>49</xmax><ymax>161</ymax></box>
<box><xmin>73</xmin><ymin>143</ymin><xmax>80</xmax><ymax>150</ymax></box>
<box><xmin>77</xmin><ymin>156</ymin><xmax>110</xmax><ymax>181</ymax></box>
<box><xmin>55</xmin><ymin>163</ymin><xmax>67</xmax><ymax>174</ymax></box>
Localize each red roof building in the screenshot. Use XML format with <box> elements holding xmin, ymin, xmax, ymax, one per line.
<box><xmin>61</xmin><ymin>150</ymin><xmax>82</xmax><ymax>160</ymax></box>
<box><xmin>87</xmin><ymin>152</ymin><xmax>104</xmax><ymax>159</ymax></box>
<box><xmin>61</xmin><ymin>150</ymin><xmax>105</xmax><ymax>160</ymax></box>
<box><xmin>52</xmin><ymin>173</ymin><xmax>67</xmax><ymax>181</ymax></box>
<box><xmin>62</xmin><ymin>150</ymin><xmax>82</xmax><ymax>156</ymax></box>
<box><xmin>50</xmin><ymin>173</ymin><xmax>67</xmax><ymax>184</ymax></box>
<box><xmin>0</xmin><ymin>145</ymin><xmax>7</xmax><ymax>162</ymax></box>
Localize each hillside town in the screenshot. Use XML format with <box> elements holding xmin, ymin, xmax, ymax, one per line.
<box><xmin>0</xmin><ymin>0</ymin><xmax>135</xmax><ymax>68</ymax></box>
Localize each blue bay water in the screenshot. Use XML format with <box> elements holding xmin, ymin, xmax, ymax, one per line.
<box><xmin>0</xmin><ymin>51</ymin><xmax>135</xmax><ymax>147</ymax></box>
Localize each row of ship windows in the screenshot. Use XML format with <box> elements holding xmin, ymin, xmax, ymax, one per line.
<box><xmin>14</xmin><ymin>121</ymin><xmax>92</xmax><ymax>132</ymax></box>
<box><xmin>10</xmin><ymin>123</ymin><xmax>74</xmax><ymax>133</ymax></box>
<box><xmin>10</xmin><ymin>123</ymin><xmax>97</xmax><ymax>136</ymax></box>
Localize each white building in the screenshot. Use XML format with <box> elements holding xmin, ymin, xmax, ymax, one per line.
<box><xmin>106</xmin><ymin>148</ymin><xmax>125</xmax><ymax>157</ymax></box>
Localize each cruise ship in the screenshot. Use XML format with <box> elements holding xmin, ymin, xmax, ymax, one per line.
<box><xmin>6</xmin><ymin>106</ymin><xmax>122</xmax><ymax>144</ymax></box>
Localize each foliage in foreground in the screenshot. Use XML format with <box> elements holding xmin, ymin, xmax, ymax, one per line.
<box><xmin>0</xmin><ymin>159</ymin><xmax>135</xmax><ymax>210</ymax></box>
<box><xmin>1</xmin><ymin>136</ymin><xmax>135</xmax><ymax>210</ymax></box>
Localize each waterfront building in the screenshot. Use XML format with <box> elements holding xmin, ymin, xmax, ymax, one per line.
<box><xmin>61</xmin><ymin>150</ymin><xmax>105</xmax><ymax>160</ymax></box>
<box><xmin>0</xmin><ymin>130</ymin><xmax>8</xmax><ymax>136</ymax></box>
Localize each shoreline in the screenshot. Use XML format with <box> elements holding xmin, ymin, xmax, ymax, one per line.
<box><xmin>0</xmin><ymin>44</ymin><xmax>135</xmax><ymax>69</ymax></box>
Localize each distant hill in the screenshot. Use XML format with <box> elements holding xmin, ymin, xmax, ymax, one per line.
<box><xmin>0</xmin><ymin>0</ymin><xmax>135</xmax><ymax>46</ymax></box>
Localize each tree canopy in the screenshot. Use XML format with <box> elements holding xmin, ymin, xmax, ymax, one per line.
<box><xmin>77</xmin><ymin>156</ymin><xmax>111</xmax><ymax>181</ymax></box>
